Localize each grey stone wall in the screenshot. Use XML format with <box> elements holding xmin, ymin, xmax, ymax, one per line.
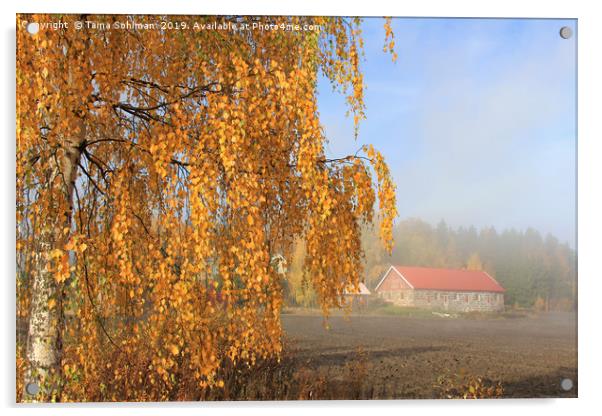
<box><xmin>377</xmin><ymin>289</ymin><xmax>504</xmax><ymax>312</ymax></box>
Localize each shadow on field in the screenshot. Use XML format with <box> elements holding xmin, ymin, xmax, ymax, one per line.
<box><xmin>296</xmin><ymin>345</ymin><xmax>447</xmax><ymax>368</ymax></box>
<box><xmin>501</xmin><ymin>367</ymin><xmax>578</xmax><ymax>398</ymax></box>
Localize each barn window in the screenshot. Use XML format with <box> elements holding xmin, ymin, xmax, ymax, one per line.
<box><xmin>400</xmin><ymin>292</ymin><xmax>405</xmax><ymax>299</ymax></box>
<box><xmin>464</xmin><ymin>295</ymin><xmax>469</xmax><ymax>303</ymax></box>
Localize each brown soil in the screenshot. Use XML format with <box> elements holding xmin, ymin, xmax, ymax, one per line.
<box><xmin>281</xmin><ymin>312</ymin><xmax>577</xmax><ymax>399</ymax></box>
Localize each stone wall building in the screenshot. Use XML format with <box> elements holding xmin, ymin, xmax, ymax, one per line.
<box><xmin>374</xmin><ymin>265</ymin><xmax>505</xmax><ymax>312</ymax></box>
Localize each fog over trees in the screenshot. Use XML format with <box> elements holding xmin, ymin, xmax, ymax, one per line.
<box><xmin>286</xmin><ymin>218</ymin><xmax>576</xmax><ymax>311</ymax></box>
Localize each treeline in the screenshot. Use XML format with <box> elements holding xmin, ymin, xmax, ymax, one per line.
<box><xmin>286</xmin><ymin>218</ymin><xmax>577</xmax><ymax>310</ymax></box>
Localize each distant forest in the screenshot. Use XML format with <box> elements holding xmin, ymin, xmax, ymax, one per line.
<box><xmin>286</xmin><ymin>218</ymin><xmax>576</xmax><ymax>310</ymax></box>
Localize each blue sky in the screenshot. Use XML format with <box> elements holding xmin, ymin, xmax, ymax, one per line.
<box><xmin>317</xmin><ymin>18</ymin><xmax>577</xmax><ymax>247</ymax></box>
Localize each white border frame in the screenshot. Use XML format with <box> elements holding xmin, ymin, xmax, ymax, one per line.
<box><xmin>3</xmin><ymin>1</ymin><xmax>600</xmax><ymax>415</ymax></box>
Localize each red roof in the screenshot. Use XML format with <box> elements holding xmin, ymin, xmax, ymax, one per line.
<box><xmin>379</xmin><ymin>265</ymin><xmax>505</xmax><ymax>293</ymax></box>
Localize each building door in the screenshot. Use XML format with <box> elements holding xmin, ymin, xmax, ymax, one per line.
<box><xmin>443</xmin><ymin>294</ymin><xmax>449</xmax><ymax>310</ymax></box>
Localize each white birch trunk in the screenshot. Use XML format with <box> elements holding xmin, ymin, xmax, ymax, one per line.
<box><xmin>24</xmin><ymin>120</ymin><xmax>85</xmax><ymax>401</ymax></box>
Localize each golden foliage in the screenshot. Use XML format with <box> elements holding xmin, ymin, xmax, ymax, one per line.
<box><xmin>436</xmin><ymin>371</ymin><xmax>504</xmax><ymax>399</ymax></box>
<box><xmin>383</xmin><ymin>17</ymin><xmax>398</xmax><ymax>62</ymax></box>
<box><xmin>16</xmin><ymin>14</ymin><xmax>397</xmax><ymax>401</ymax></box>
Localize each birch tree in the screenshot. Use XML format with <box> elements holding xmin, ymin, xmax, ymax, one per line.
<box><xmin>16</xmin><ymin>14</ymin><xmax>397</xmax><ymax>401</ymax></box>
